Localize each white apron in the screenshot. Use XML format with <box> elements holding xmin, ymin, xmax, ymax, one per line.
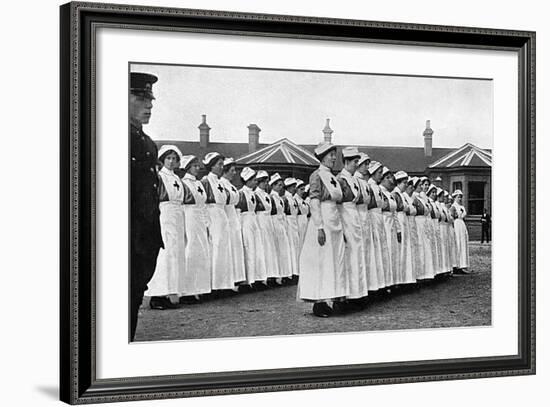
<box><xmin>271</xmin><ymin>191</ymin><xmax>293</xmax><ymax>278</ymax></box>
<box><xmin>256</xmin><ymin>188</ymin><xmax>281</xmax><ymax>279</ymax></box>
<box><xmin>394</xmin><ymin>188</ymin><xmax>415</xmax><ymax>284</ymax></box>
<box><xmin>298</xmin><ymin>168</ymin><xmax>347</xmax><ymax>301</ymax></box>
<box><xmin>220</xmin><ymin>177</ymin><xmax>247</xmax><ymax>285</ymax></box>
<box><xmin>438</xmin><ymin>203</ymin><xmax>451</xmax><ymax>273</ymax></box>
<box><xmin>368</xmin><ymin>179</ymin><xmax>391</xmax><ymax>288</ymax></box>
<box><xmin>294</xmin><ymin>194</ymin><xmax>309</xmax><ymax>250</ymax></box>
<box><xmin>356</xmin><ymin>174</ymin><xmax>381</xmax><ymax>290</ymax></box>
<box><xmin>285</xmin><ymin>191</ymin><xmax>301</xmax><ymax>276</ymax></box>
<box><xmin>146</xmin><ymin>168</ymin><xmax>185</xmax><ymax>297</ymax></box>
<box><xmin>453</xmin><ymin>203</ymin><xmax>470</xmax><ymax>268</ymax></box>
<box><xmin>204</xmin><ymin>173</ymin><xmax>234</xmax><ymax>290</ymax></box>
<box><xmin>240</xmin><ymin>186</ymin><xmax>267</xmax><ymax>283</ymax></box>
<box><xmin>415</xmin><ymin>194</ymin><xmax>435</xmax><ymax>279</ymax></box>
<box><xmin>381</xmin><ymin>185</ymin><xmax>401</xmax><ymax>285</ymax></box>
<box><xmin>430</xmin><ymin>199</ymin><xmax>444</xmax><ymax>275</ymax></box>
<box><xmin>180</xmin><ymin>174</ymin><xmax>211</xmax><ymax>296</ymax></box>
<box><xmin>404</xmin><ymin>192</ymin><xmax>423</xmax><ymax>281</ymax></box>
<box><xmin>338</xmin><ymin>171</ymin><xmax>368</xmax><ymax>299</ymax></box>
<box><xmin>447</xmin><ymin>205</ymin><xmax>458</xmax><ymax>268</ymax></box>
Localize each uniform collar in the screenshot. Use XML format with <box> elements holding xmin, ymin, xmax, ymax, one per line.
<box><xmin>130</xmin><ymin>122</ymin><xmax>142</xmax><ymax>133</ymax></box>
<box><xmin>183</xmin><ymin>173</ymin><xmax>196</xmax><ymax>181</ymax></box>
<box><xmin>319</xmin><ymin>164</ymin><xmax>331</xmax><ymax>173</ymax></box>
<box><xmin>341</xmin><ymin>168</ymin><xmax>353</xmax><ymax>178</ymax></box>
<box><xmin>354</xmin><ymin>171</ymin><xmax>364</xmax><ymax>179</ymax></box>
<box><xmin>208</xmin><ymin>172</ymin><xmax>219</xmax><ymax>181</ymax></box>
<box><xmin>160</xmin><ymin>166</ymin><xmax>175</xmax><ymax>176</ymax></box>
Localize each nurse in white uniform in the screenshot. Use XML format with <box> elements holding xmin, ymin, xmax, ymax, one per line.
<box><xmin>270</xmin><ymin>174</ymin><xmax>294</xmax><ymax>281</ymax></box>
<box><xmin>427</xmin><ymin>184</ymin><xmax>444</xmax><ymax>275</ymax></box>
<box><xmin>254</xmin><ymin>170</ymin><xmax>282</xmax><ymax>283</ymax></box>
<box><xmin>179</xmin><ymin>155</ymin><xmax>211</xmax><ymax>303</ymax></box>
<box><xmin>414</xmin><ymin>177</ymin><xmax>436</xmax><ymax>280</ymax></box>
<box><xmin>445</xmin><ymin>191</ymin><xmax>458</xmax><ymax>270</ymax></box>
<box><xmin>354</xmin><ymin>153</ymin><xmax>381</xmax><ymax>291</ymax></box>
<box><xmin>404</xmin><ymin>177</ymin><xmax>423</xmax><ymax>281</ymax></box>
<box><xmin>146</xmin><ymin>145</ymin><xmax>185</xmax><ymax>310</ymax></box>
<box><xmin>220</xmin><ymin>158</ymin><xmax>247</xmax><ymax>287</ymax></box>
<box><xmin>380</xmin><ymin>167</ymin><xmax>402</xmax><ymax>286</ymax></box>
<box><xmin>393</xmin><ymin>171</ymin><xmax>415</xmax><ymax>285</ymax></box>
<box><xmin>368</xmin><ymin>161</ymin><xmax>391</xmax><ymax>289</ymax></box>
<box><xmin>283</xmin><ymin>178</ymin><xmax>301</xmax><ymax>277</ymax></box>
<box><xmin>436</xmin><ymin>188</ymin><xmax>452</xmax><ymax>274</ymax></box>
<box><xmin>298</xmin><ymin>142</ymin><xmax>347</xmax><ymax>318</ymax></box>
<box><xmin>337</xmin><ymin>147</ymin><xmax>368</xmax><ymax>306</ymax></box>
<box><xmin>451</xmin><ymin>190</ymin><xmax>470</xmax><ymax>272</ymax></box>
<box><xmin>294</xmin><ymin>180</ymin><xmax>309</xmax><ymax>250</ymax></box>
<box><xmin>201</xmin><ymin>152</ymin><xmax>235</xmax><ymax>292</ymax></box>
<box><xmin>237</xmin><ymin>167</ymin><xmax>268</xmax><ymax>286</ymax></box>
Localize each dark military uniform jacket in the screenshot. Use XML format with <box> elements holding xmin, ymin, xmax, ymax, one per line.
<box><xmin>130</xmin><ymin>123</ymin><xmax>164</xmax><ymax>254</ymax></box>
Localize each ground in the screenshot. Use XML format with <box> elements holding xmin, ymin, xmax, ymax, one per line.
<box><xmin>134</xmin><ymin>243</ymin><xmax>491</xmax><ymax>342</ymax></box>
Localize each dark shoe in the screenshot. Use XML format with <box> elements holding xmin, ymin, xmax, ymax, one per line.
<box><xmin>179</xmin><ymin>295</ymin><xmax>199</xmax><ymax>305</ymax></box>
<box><xmin>313</xmin><ymin>302</ymin><xmax>332</xmax><ymax>318</ymax></box>
<box><xmin>332</xmin><ymin>301</ymin><xmax>348</xmax><ymax>314</ymax></box>
<box><xmin>150</xmin><ymin>296</ymin><xmax>179</xmax><ymax>310</ymax></box>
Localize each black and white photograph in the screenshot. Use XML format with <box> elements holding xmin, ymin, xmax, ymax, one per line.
<box><xmin>130</xmin><ymin>63</ymin><xmax>493</xmax><ymax>342</ymax></box>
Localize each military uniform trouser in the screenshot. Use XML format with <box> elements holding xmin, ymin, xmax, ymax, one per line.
<box><xmin>481</xmin><ymin>225</ymin><xmax>490</xmax><ymax>243</ymax></box>
<box><xmin>130</xmin><ymin>246</ymin><xmax>160</xmax><ymax>341</ymax></box>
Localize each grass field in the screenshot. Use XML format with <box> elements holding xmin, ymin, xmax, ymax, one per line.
<box><xmin>135</xmin><ymin>243</ymin><xmax>491</xmax><ymax>342</ymax></box>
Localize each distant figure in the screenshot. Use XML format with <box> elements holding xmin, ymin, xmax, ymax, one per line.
<box><xmin>481</xmin><ymin>208</ymin><xmax>491</xmax><ymax>244</ymax></box>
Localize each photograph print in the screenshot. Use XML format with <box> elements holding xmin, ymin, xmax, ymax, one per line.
<box><xmin>129</xmin><ymin>62</ymin><xmax>493</xmax><ymax>343</ymax></box>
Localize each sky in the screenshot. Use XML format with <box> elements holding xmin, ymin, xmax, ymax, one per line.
<box><xmin>131</xmin><ymin>63</ymin><xmax>493</xmax><ymax>149</ymax></box>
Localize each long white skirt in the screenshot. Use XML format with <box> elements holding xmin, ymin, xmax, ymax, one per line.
<box><xmin>286</xmin><ymin>215</ymin><xmax>301</xmax><ymax>276</ymax></box>
<box><xmin>448</xmin><ymin>223</ymin><xmax>458</xmax><ymax>268</ymax></box>
<box><xmin>340</xmin><ymin>203</ymin><xmax>369</xmax><ymax>299</ymax></box>
<box><xmin>415</xmin><ymin>216</ymin><xmax>435</xmax><ymax>279</ymax></box>
<box><xmin>146</xmin><ymin>202</ymin><xmax>185</xmax><ymax>297</ymax></box>
<box><xmin>256</xmin><ymin>213</ymin><xmax>281</xmax><ymax>279</ymax></box>
<box><xmin>207</xmin><ymin>204</ymin><xmax>235</xmax><ymax>290</ymax></box>
<box><xmin>408</xmin><ymin>215</ymin><xmax>424</xmax><ymax>280</ymax></box>
<box><xmin>398</xmin><ymin>212</ymin><xmax>415</xmax><ymax>284</ymax></box>
<box><xmin>241</xmin><ymin>212</ymin><xmax>267</xmax><ymax>283</ymax></box>
<box><xmin>358</xmin><ymin>204</ymin><xmax>381</xmax><ymax>290</ymax></box>
<box><xmin>432</xmin><ymin>218</ymin><xmax>444</xmax><ymax>275</ymax></box>
<box><xmin>180</xmin><ymin>205</ymin><xmax>211</xmax><ymax>296</ymax></box>
<box><xmin>439</xmin><ymin>222</ymin><xmax>451</xmax><ymax>273</ymax></box>
<box><xmin>225</xmin><ymin>205</ymin><xmax>246</xmax><ymax>285</ymax></box>
<box><xmin>298</xmin><ymin>201</ymin><xmax>347</xmax><ymax>301</ymax></box>
<box><xmin>454</xmin><ymin>218</ymin><xmax>470</xmax><ymax>268</ymax></box>
<box><xmin>297</xmin><ymin>214</ymin><xmax>308</xmax><ymax>251</ymax></box>
<box><xmin>369</xmin><ymin>208</ymin><xmax>390</xmax><ymax>288</ymax></box>
<box><xmin>383</xmin><ymin>212</ymin><xmax>401</xmax><ymax>285</ymax></box>
<box><xmin>272</xmin><ymin>215</ymin><xmax>294</xmax><ymax>278</ymax></box>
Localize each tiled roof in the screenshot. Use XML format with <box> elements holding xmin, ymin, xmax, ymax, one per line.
<box><xmin>428</xmin><ymin>143</ymin><xmax>492</xmax><ymax>169</ymax></box>
<box><xmin>236</xmin><ymin>138</ymin><xmax>319</xmax><ymax>166</ymax></box>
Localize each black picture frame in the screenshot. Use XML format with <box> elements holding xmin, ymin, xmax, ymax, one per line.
<box><xmin>60</xmin><ymin>2</ymin><xmax>536</xmax><ymax>404</ymax></box>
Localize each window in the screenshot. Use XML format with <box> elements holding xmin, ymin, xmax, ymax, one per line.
<box><xmin>452</xmin><ymin>181</ymin><xmax>462</xmax><ymax>192</ymax></box>
<box><xmin>468</xmin><ymin>182</ymin><xmax>485</xmax><ymax>215</ymax></box>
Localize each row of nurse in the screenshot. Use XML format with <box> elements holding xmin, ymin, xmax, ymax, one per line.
<box><xmin>145</xmin><ymin>145</ymin><xmax>310</xmax><ymax>310</ymax></box>
<box><xmin>297</xmin><ymin>142</ymin><xmax>470</xmax><ymax>318</ymax></box>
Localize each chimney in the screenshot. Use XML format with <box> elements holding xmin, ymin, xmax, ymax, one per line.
<box><xmin>248</xmin><ymin>123</ymin><xmax>261</xmax><ymax>153</ymax></box>
<box><xmin>423</xmin><ymin>120</ymin><xmax>433</xmax><ymax>157</ymax></box>
<box><xmin>198</xmin><ymin>114</ymin><xmax>211</xmax><ymax>148</ymax></box>
<box><xmin>323</xmin><ymin>118</ymin><xmax>333</xmax><ymax>143</ymax></box>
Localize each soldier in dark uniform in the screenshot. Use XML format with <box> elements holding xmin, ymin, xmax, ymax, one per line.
<box><xmin>481</xmin><ymin>208</ymin><xmax>491</xmax><ymax>244</ymax></box>
<box><xmin>129</xmin><ymin>72</ymin><xmax>164</xmax><ymax>341</ymax></box>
